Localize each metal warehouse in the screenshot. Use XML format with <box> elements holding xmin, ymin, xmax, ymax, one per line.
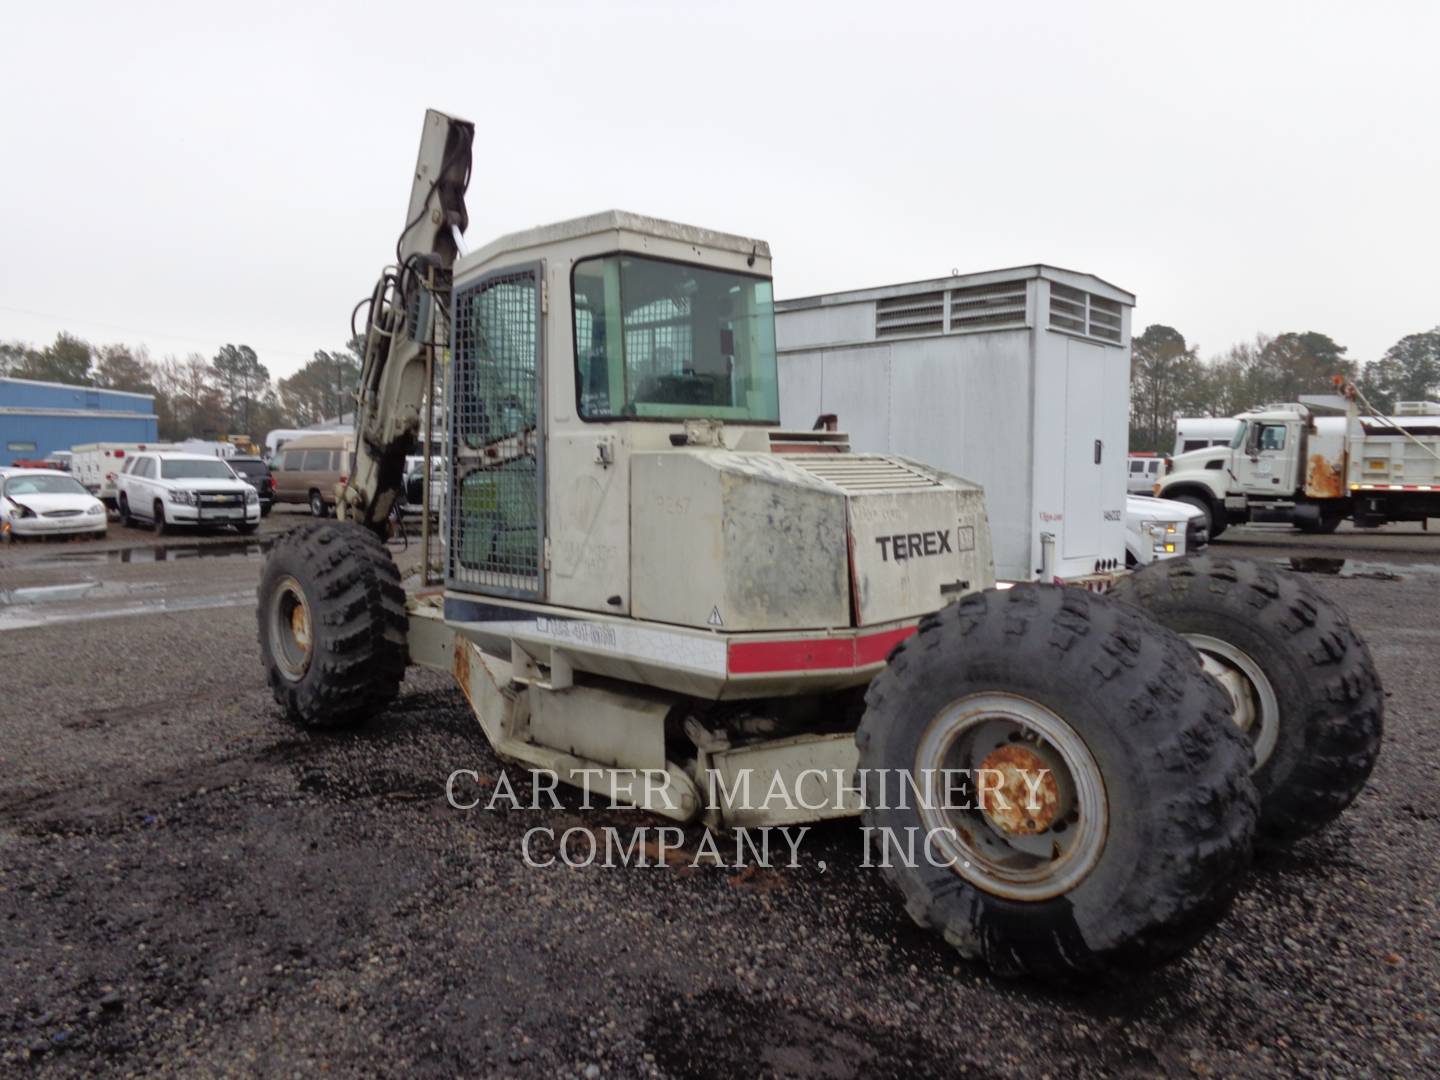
<box><xmin>775</xmin><ymin>266</ymin><xmax>1134</xmax><ymax>582</ymax></box>
<box><xmin>0</xmin><ymin>376</ymin><xmax>158</xmax><ymax>465</ymax></box>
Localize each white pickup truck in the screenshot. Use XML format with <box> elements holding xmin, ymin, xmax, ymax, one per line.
<box><xmin>115</xmin><ymin>451</ymin><xmax>261</xmax><ymax>534</ymax></box>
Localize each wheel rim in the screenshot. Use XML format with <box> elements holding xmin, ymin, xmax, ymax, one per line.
<box><xmin>913</xmin><ymin>692</ymin><xmax>1108</xmax><ymax>901</ymax></box>
<box><xmin>311</xmin><ymin>494</ymin><xmax>323</xmax><ymax>516</ymax></box>
<box><xmin>1186</xmin><ymin>633</ymin><xmax>1280</xmax><ymax>771</ymax></box>
<box><xmin>269</xmin><ymin>575</ymin><xmax>314</xmax><ymax>681</ymax></box>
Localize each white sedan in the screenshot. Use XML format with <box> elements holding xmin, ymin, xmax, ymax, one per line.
<box><xmin>1</xmin><ymin>468</ymin><xmax>108</xmax><ymax>542</ymax></box>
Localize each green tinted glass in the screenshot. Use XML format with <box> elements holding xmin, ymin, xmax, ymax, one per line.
<box><xmin>573</xmin><ymin>255</ymin><xmax>779</xmax><ymax>423</ymax></box>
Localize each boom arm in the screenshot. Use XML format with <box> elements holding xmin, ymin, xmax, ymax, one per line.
<box><xmin>339</xmin><ymin>108</ymin><xmax>474</xmax><ymax>528</ymax></box>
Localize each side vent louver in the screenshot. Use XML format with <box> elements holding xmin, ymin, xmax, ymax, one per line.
<box><xmin>948</xmin><ymin>281</ymin><xmax>1027</xmax><ymax>331</ymax></box>
<box><xmin>1050</xmin><ymin>284</ymin><xmax>1123</xmax><ymax>343</ymax></box>
<box><xmin>875</xmin><ymin>292</ymin><xmax>944</xmax><ymax>337</ymax></box>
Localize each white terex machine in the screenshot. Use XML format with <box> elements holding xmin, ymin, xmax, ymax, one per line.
<box><xmin>257</xmin><ymin>110</ymin><xmax>1383</xmax><ymax>981</ymax></box>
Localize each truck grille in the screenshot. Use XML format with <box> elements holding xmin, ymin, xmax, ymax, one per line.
<box><xmin>198</xmin><ymin>491</ymin><xmax>245</xmax><ymax>509</ymax></box>
<box><xmin>790</xmin><ymin>455</ymin><xmax>941</xmax><ymax>492</ymax></box>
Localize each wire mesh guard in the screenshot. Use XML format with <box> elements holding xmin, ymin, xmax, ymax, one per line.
<box><xmin>448</xmin><ymin>268</ymin><xmax>542</xmax><ymax>596</ymax></box>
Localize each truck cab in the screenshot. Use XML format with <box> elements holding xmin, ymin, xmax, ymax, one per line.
<box><xmin>1230</xmin><ymin>409</ymin><xmax>1306</xmax><ymax>497</ymax></box>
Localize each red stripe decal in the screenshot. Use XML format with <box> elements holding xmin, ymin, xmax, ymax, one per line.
<box><xmin>854</xmin><ymin>625</ymin><xmax>919</xmax><ymax>666</ymax></box>
<box><xmin>727</xmin><ymin>625</ymin><xmax>918</xmax><ymax>675</ymax></box>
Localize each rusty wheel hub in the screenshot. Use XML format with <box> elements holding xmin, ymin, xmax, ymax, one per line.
<box><xmin>269</xmin><ymin>575</ymin><xmax>314</xmax><ymax>682</ymax></box>
<box><xmin>914</xmin><ymin>694</ymin><xmax>1107</xmax><ymax>901</ymax></box>
<box><xmin>977</xmin><ymin>744</ymin><xmax>1061</xmax><ymax>834</ymax></box>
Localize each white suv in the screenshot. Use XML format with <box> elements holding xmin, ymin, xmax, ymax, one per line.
<box><xmin>116</xmin><ymin>452</ymin><xmax>261</xmax><ymax>534</ymax></box>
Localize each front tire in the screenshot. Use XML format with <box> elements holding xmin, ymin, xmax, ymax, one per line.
<box><xmin>1172</xmin><ymin>493</ymin><xmax>1226</xmax><ymax>540</ymax></box>
<box><xmin>309</xmin><ymin>491</ymin><xmax>327</xmax><ymax>518</ymax></box>
<box><xmin>857</xmin><ymin>586</ymin><xmax>1257</xmax><ymax>980</ymax></box>
<box><xmin>257</xmin><ymin>522</ymin><xmax>408</xmax><ymax>728</ymax></box>
<box><xmin>1111</xmin><ymin>555</ymin><xmax>1383</xmax><ymax>849</ymax></box>
<box><xmin>119</xmin><ymin>494</ymin><xmax>134</xmax><ymax>527</ymax></box>
<box><xmin>153</xmin><ymin>502</ymin><xmax>168</xmax><ymax>535</ymax></box>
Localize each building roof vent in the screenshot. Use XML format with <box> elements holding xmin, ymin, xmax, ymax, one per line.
<box><xmin>948</xmin><ymin>280</ymin><xmax>1027</xmax><ymax>332</ymax></box>
<box><xmin>875</xmin><ymin>292</ymin><xmax>944</xmax><ymax>338</ymax></box>
<box><xmin>1050</xmin><ymin>284</ymin><xmax>1123</xmax><ymax>343</ymax></box>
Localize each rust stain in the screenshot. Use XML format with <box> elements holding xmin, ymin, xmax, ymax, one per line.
<box><xmin>451</xmin><ymin>636</ymin><xmax>471</xmax><ymax>701</ymax></box>
<box><xmin>976</xmin><ymin>745</ymin><xmax>1060</xmax><ymax>834</ymax></box>
<box><xmin>1305</xmin><ymin>453</ymin><xmax>1345</xmax><ymax>499</ymax></box>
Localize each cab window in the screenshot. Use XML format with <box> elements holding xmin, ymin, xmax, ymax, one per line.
<box><xmin>1259</xmin><ymin>425</ymin><xmax>1287</xmax><ymax>451</ymax></box>
<box><xmin>571</xmin><ymin>254</ymin><xmax>779</xmax><ymax>423</ymax></box>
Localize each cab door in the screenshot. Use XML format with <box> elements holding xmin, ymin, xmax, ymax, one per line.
<box><xmin>448</xmin><ymin>262</ymin><xmax>546</xmax><ymax>599</ymax></box>
<box><xmin>1235</xmin><ymin>421</ymin><xmax>1300</xmax><ymax>494</ymax></box>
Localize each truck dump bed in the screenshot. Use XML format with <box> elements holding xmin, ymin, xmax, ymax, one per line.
<box><xmin>1347</xmin><ymin>421</ymin><xmax>1440</xmax><ymax>491</ymax></box>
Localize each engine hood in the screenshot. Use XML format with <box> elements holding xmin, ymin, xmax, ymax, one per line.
<box><xmin>629</xmin><ymin>451</ymin><xmax>995</xmax><ymax>632</ymax></box>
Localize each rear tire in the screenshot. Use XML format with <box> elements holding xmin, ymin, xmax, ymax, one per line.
<box><xmin>1111</xmin><ymin>555</ymin><xmax>1383</xmax><ymax>849</ymax></box>
<box><xmin>257</xmin><ymin>522</ymin><xmax>408</xmax><ymax>728</ymax></box>
<box><xmin>857</xmin><ymin>586</ymin><xmax>1257</xmax><ymax>980</ymax></box>
<box><xmin>309</xmin><ymin>491</ymin><xmax>327</xmax><ymax>518</ymax></box>
<box><xmin>1296</xmin><ymin>513</ymin><xmax>1343</xmax><ymax>534</ymax></box>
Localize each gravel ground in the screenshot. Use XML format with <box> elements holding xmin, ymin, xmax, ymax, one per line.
<box><xmin>1</xmin><ymin>524</ymin><xmax>1437</xmax><ymax>1077</ymax></box>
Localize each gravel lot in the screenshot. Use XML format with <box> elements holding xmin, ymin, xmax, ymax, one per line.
<box><xmin>1</xmin><ymin>518</ymin><xmax>1437</xmax><ymax>1077</ymax></box>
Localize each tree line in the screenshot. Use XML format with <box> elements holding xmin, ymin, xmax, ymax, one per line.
<box><xmin>1129</xmin><ymin>325</ymin><xmax>1440</xmax><ymax>452</ymax></box>
<box><xmin>0</xmin><ymin>333</ymin><xmax>365</xmax><ymax>444</ymax></box>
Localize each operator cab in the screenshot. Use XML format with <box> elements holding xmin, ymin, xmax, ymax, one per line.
<box><xmin>446</xmin><ymin>211</ymin><xmax>783</xmax><ymax>613</ymax></box>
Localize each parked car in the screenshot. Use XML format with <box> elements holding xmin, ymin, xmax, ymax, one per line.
<box><xmin>399</xmin><ymin>454</ymin><xmax>446</xmax><ymax>518</ymax></box>
<box><xmin>1</xmin><ymin>468</ymin><xmax>108</xmax><ymax>542</ymax></box>
<box><xmin>272</xmin><ymin>433</ymin><xmax>352</xmax><ymax>516</ymax></box>
<box><xmin>115</xmin><ymin>452</ymin><xmax>260</xmax><ymax>534</ymax></box>
<box><xmin>227</xmin><ymin>456</ymin><xmax>276</xmax><ymax>516</ymax></box>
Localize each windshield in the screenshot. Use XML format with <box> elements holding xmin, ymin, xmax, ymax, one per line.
<box><xmin>572</xmin><ymin>255</ymin><xmax>779</xmax><ymax>423</ymax></box>
<box><xmin>161</xmin><ymin>459</ymin><xmax>238</xmax><ymax>480</ymax></box>
<box><xmin>229</xmin><ymin>460</ymin><xmax>267</xmax><ymax>478</ymax></box>
<box><xmin>1228</xmin><ymin>421</ymin><xmax>1247</xmax><ymax>450</ymax></box>
<box><xmin>4</xmin><ymin>474</ymin><xmax>89</xmax><ymax>497</ymax></box>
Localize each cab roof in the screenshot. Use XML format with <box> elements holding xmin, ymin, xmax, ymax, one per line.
<box><xmin>458</xmin><ymin>210</ymin><xmax>772</xmax><ymax>275</ymax></box>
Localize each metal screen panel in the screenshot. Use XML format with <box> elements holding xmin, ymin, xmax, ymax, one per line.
<box><xmin>448</xmin><ymin>264</ymin><xmax>544</xmax><ymax>598</ymax></box>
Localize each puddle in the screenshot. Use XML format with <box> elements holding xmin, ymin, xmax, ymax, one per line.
<box><xmin>0</xmin><ymin>589</ymin><xmax>255</xmax><ymax>632</ymax></box>
<box><xmin>0</xmin><ymin>581</ymin><xmax>102</xmax><ymax>604</ymax></box>
<box><xmin>11</xmin><ymin>538</ymin><xmax>273</xmax><ymax>568</ymax></box>
<box><xmin>1281</xmin><ymin>557</ymin><xmax>1439</xmax><ymax>580</ymax></box>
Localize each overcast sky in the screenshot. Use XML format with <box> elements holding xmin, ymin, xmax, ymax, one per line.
<box><xmin>2</xmin><ymin>1</ymin><xmax>1436</xmax><ymax>379</ymax></box>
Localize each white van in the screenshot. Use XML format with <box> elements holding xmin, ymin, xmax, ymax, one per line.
<box><xmin>1127</xmin><ymin>455</ymin><xmax>1164</xmax><ymax>494</ymax></box>
<box><xmin>70</xmin><ymin>442</ymin><xmax>180</xmax><ymax>505</ymax></box>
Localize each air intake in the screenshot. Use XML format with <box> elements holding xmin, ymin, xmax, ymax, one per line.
<box><xmin>948</xmin><ymin>281</ymin><xmax>1027</xmax><ymax>331</ymax></box>
<box><xmin>1050</xmin><ymin>284</ymin><xmax>1123</xmax><ymax>343</ymax></box>
<box><xmin>790</xmin><ymin>455</ymin><xmax>941</xmax><ymax>492</ymax></box>
<box><xmin>875</xmin><ymin>292</ymin><xmax>944</xmax><ymax>338</ymax></box>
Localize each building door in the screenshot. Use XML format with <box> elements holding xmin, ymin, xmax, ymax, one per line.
<box><xmin>1062</xmin><ymin>338</ymin><xmax>1106</xmax><ymax>560</ymax></box>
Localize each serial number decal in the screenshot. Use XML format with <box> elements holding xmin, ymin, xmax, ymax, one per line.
<box><xmin>876</xmin><ymin>529</ymin><xmax>952</xmax><ymax>562</ymax></box>
<box><xmin>535</xmin><ymin>617</ymin><xmax>618</xmax><ymax>649</ymax></box>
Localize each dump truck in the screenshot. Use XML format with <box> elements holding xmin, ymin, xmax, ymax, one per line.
<box><xmin>1158</xmin><ymin>388</ymin><xmax>1440</xmax><ymax>535</ymax></box>
<box><xmin>255</xmin><ymin>109</ymin><xmax>1383</xmax><ymax>981</ymax></box>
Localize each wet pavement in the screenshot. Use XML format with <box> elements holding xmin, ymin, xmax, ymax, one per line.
<box><xmin>1</xmin><ymin>518</ymin><xmax>1437</xmax><ymax>1076</ymax></box>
